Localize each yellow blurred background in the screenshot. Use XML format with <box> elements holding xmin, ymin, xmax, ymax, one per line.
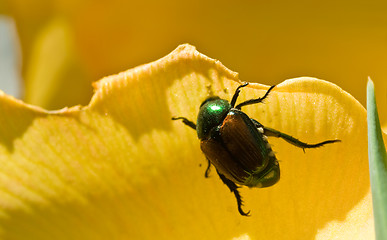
<box><xmin>1</xmin><ymin>0</ymin><xmax>387</xmax><ymax>123</ymax></box>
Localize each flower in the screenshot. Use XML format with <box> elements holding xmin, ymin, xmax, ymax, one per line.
<box><xmin>3</xmin><ymin>0</ymin><xmax>387</xmax><ymax>124</ymax></box>
<box><xmin>0</xmin><ymin>44</ymin><xmax>373</xmax><ymax>239</ymax></box>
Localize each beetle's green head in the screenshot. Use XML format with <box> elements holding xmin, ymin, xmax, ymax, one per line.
<box><xmin>196</xmin><ymin>97</ymin><xmax>231</xmax><ymax>140</ymax></box>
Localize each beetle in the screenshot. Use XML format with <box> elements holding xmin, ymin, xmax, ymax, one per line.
<box><xmin>172</xmin><ymin>83</ymin><xmax>340</xmax><ymax>216</ymax></box>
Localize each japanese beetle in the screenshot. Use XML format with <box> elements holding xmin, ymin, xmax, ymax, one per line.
<box><xmin>172</xmin><ymin>83</ymin><xmax>340</xmax><ymax>216</ymax></box>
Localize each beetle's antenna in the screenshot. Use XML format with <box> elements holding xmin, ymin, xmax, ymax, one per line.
<box><xmin>235</xmin><ymin>85</ymin><xmax>276</xmax><ymax>110</ymax></box>
<box><xmin>230</xmin><ymin>83</ymin><xmax>249</xmax><ymax>108</ymax></box>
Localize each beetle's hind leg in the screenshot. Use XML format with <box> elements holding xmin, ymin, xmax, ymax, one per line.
<box><xmin>216</xmin><ymin>170</ymin><xmax>250</xmax><ymax>216</ymax></box>
<box><xmin>263</xmin><ymin>126</ymin><xmax>341</xmax><ymax>151</ymax></box>
<box><xmin>171</xmin><ymin>117</ymin><xmax>196</xmax><ymax>130</ymax></box>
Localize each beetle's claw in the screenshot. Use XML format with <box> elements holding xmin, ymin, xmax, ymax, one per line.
<box><xmin>233</xmin><ymin>187</ymin><xmax>251</xmax><ymax>217</ymax></box>
<box><xmin>216</xmin><ymin>170</ymin><xmax>251</xmax><ymax>216</ymax></box>
<box><xmin>238</xmin><ymin>206</ymin><xmax>251</xmax><ymax>217</ymax></box>
<box><xmin>236</xmin><ymin>192</ymin><xmax>251</xmax><ymax>216</ymax></box>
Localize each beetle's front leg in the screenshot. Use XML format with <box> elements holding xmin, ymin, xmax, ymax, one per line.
<box><xmin>171</xmin><ymin>117</ymin><xmax>197</xmax><ymax>130</ymax></box>
<box><xmin>263</xmin><ymin>126</ymin><xmax>341</xmax><ymax>151</ymax></box>
<box><xmin>216</xmin><ymin>170</ymin><xmax>250</xmax><ymax>216</ymax></box>
<box><xmin>235</xmin><ymin>85</ymin><xmax>276</xmax><ymax>110</ymax></box>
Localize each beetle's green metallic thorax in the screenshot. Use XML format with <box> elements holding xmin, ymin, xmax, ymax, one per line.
<box><xmin>196</xmin><ymin>97</ymin><xmax>231</xmax><ymax>140</ymax></box>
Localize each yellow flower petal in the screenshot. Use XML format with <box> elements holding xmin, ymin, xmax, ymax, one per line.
<box><xmin>6</xmin><ymin>0</ymin><xmax>387</xmax><ymax>124</ymax></box>
<box><xmin>24</xmin><ymin>18</ymin><xmax>92</xmax><ymax>109</ymax></box>
<box><xmin>0</xmin><ymin>44</ymin><xmax>373</xmax><ymax>239</ymax></box>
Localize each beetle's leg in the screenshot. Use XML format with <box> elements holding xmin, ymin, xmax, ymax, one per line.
<box><xmin>263</xmin><ymin>126</ymin><xmax>341</xmax><ymax>152</ymax></box>
<box><xmin>235</xmin><ymin>85</ymin><xmax>276</xmax><ymax>110</ymax></box>
<box><xmin>204</xmin><ymin>158</ymin><xmax>211</xmax><ymax>178</ymax></box>
<box><xmin>230</xmin><ymin>82</ymin><xmax>249</xmax><ymax>108</ymax></box>
<box><xmin>216</xmin><ymin>170</ymin><xmax>250</xmax><ymax>216</ymax></box>
<box><xmin>171</xmin><ymin>117</ymin><xmax>196</xmax><ymax>130</ymax></box>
